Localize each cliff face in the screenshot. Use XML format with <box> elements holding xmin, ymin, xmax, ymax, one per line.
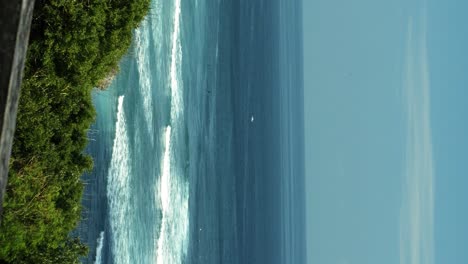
<box><xmin>0</xmin><ymin>0</ymin><xmax>35</xmax><ymax>218</ymax></box>
<box><xmin>96</xmin><ymin>66</ymin><xmax>119</xmax><ymax>90</ymax></box>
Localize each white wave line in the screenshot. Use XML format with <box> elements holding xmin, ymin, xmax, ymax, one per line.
<box><xmin>151</xmin><ymin>0</ymin><xmax>163</xmax><ymax>81</ymax></box>
<box><xmin>94</xmin><ymin>231</ymin><xmax>105</xmax><ymax>264</ymax></box>
<box><xmin>155</xmin><ymin>0</ymin><xmax>189</xmax><ymax>262</ymax></box>
<box><xmin>159</xmin><ymin>126</ymin><xmax>172</xmax><ymax>212</ymax></box>
<box><xmin>107</xmin><ymin>96</ymin><xmax>132</xmax><ymax>264</ymax></box>
<box><xmin>170</xmin><ymin>0</ymin><xmax>183</xmax><ymax>121</ymax></box>
<box><xmin>134</xmin><ymin>22</ymin><xmax>154</xmax><ymax>140</ymax></box>
<box><xmin>155</xmin><ymin>125</ymin><xmax>190</xmax><ymax>264</ymax></box>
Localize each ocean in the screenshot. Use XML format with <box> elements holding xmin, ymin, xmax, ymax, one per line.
<box><xmin>76</xmin><ymin>0</ymin><xmax>305</xmax><ymax>263</ymax></box>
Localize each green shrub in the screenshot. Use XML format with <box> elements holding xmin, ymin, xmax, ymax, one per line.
<box><xmin>0</xmin><ymin>0</ymin><xmax>149</xmax><ymax>262</ymax></box>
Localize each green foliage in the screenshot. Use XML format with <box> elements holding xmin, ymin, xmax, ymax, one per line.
<box><xmin>0</xmin><ymin>0</ymin><xmax>149</xmax><ymax>262</ymax></box>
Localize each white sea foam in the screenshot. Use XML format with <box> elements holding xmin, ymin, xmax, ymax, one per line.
<box><xmin>159</xmin><ymin>126</ymin><xmax>172</xmax><ymax>212</ymax></box>
<box><xmin>150</xmin><ymin>0</ymin><xmax>163</xmax><ymax>79</ymax></box>
<box><xmin>170</xmin><ymin>0</ymin><xmax>183</xmax><ymax>121</ymax></box>
<box><xmin>94</xmin><ymin>231</ymin><xmax>105</xmax><ymax>264</ymax></box>
<box><xmin>154</xmin><ymin>0</ymin><xmax>189</xmax><ymax>262</ymax></box>
<box><xmin>155</xmin><ymin>126</ymin><xmax>189</xmax><ymax>264</ymax></box>
<box><xmin>135</xmin><ymin>23</ymin><xmax>154</xmax><ymax>140</ymax></box>
<box><xmin>107</xmin><ymin>96</ymin><xmax>132</xmax><ymax>264</ymax></box>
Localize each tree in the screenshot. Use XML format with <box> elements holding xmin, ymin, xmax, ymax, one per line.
<box><xmin>1</xmin><ymin>0</ymin><xmax>150</xmax><ymax>262</ymax></box>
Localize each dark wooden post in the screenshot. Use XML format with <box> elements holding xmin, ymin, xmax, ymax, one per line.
<box><xmin>0</xmin><ymin>0</ymin><xmax>35</xmax><ymax>217</ymax></box>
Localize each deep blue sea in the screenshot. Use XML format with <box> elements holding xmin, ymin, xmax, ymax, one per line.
<box><xmin>76</xmin><ymin>0</ymin><xmax>305</xmax><ymax>263</ymax></box>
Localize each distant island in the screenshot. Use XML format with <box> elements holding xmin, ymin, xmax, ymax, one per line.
<box><xmin>0</xmin><ymin>0</ymin><xmax>149</xmax><ymax>262</ymax></box>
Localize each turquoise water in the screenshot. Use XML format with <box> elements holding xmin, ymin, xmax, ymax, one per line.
<box><xmin>77</xmin><ymin>0</ymin><xmax>305</xmax><ymax>263</ymax></box>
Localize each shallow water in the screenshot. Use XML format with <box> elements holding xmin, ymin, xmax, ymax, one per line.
<box><xmin>77</xmin><ymin>0</ymin><xmax>305</xmax><ymax>263</ymax></box>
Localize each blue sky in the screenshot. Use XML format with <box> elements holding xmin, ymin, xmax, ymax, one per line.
<box><xmin>303</xmin><ymin>0</ymin><xmax>468</xmax><ymax>263</ymax></box>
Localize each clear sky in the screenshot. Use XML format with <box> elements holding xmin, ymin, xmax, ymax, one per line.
<box><xmin>303</xmin><ymin>0</ymin><xmax>468</xmax><ymax>263</ymax></box>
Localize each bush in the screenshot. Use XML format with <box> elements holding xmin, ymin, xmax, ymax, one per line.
<box><xmin>0</xmin><ymin>0</ymin><xmax>149</xmax><ymax>262</ymax></box>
